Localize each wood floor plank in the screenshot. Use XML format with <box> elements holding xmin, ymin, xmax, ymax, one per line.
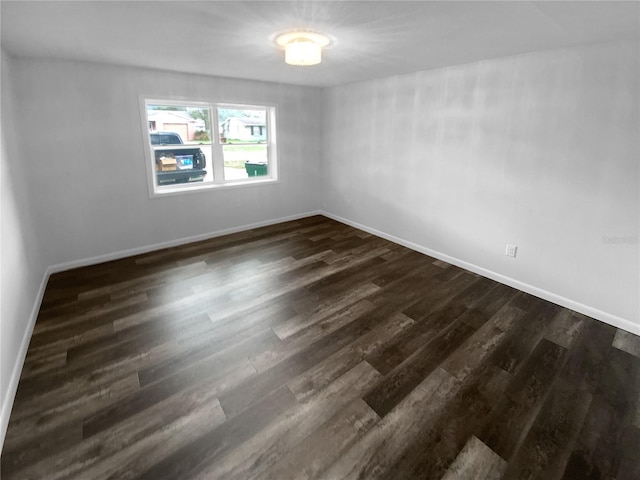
<box><xmin>69</xmin><ymin>397</ymin><xmax>226</xmax><ymax>480</ymax></box>
<box><xmin>29</xmin><ymin>292</ymin><xmax>148</xmax><ymax>341</ymax></box>
<box><xmin>440</xmin><ymin>303</ymin><xmax>525</xmax><ymax>382</ymax></box>
<box><xmin>477</xmin><ymin>338</ymin><xmax>568</xmax><ymax>460</ymax></box>
<box><xmin>134</xmin><ymin>385</ymin><xmax>298</xmax><ymax>480</ymax></box>
<box><xmin>492</xmin><ymin>296</ymin><xmax>561</xmax><ymax>375</ymax></box>
<box><xmin>287</xmin><ymin>312</ymin><xmax>415</xmax><ymax>402</ymax></box>
<box><xmin>501</xmin><ymin>377</ymin><xmax>593</xmax><ymax>480</ymax></box>
<box><xmin>23</xmin><ymin>322</ymin><xmax>116</xmax><ymax>366</ymax></box>
<box><xmin>3</xmin><ymin>215</ymin><xmax>638</xmax><ymax>480</ymax></box>
<box><xmin>543</xmin><ymin>309</ymin><xmax>586</xmax><ymax>349</ymax></box>
<box><xmin>385</xmin><ymin>336</ymin><xmax>519</xmax><ymax>480</ymax></box>
<box><xmin>364</xmin><ymin>319</ymin><xmax>476</xmax><ymax>417</ymax></box>
<box><xmin>396</xmin><ymin>374</ymin><xmax>506</xmax><ymax>479</ymax></box>
<box><xmin>81</xmin><ymin>355</ymin><xmax>256</xmax><ymax>440</ymax></box>
<box><xmin>498</xmin><ymin>315</ymin><xmax>618</xmax><ymax>479</ymax></box>
<box><xmin>93</xmin><ymin>259</ymin><xmax>211</xmax><ymax>301</ymax></box>
<box><xmin>137</xmin><ymin>321</ymin><xmax>281</xmax><ymax>387</ymax></box>
<box><xmin>560</xmin><ymin>319</ymin><xmax>618</xmax><ymax>391</ymax></box>
<box><xmin>317</xmin><ymin>367</ymin><xmax>461</xmax><ymax>480</ymax></box>
<box><xmin>1</xmin><ymin>419</ymin><xmax>83</xmax><ymax>479</ymax></box>
<box><xmin>561</xmin><ymin>348</ymin><xmax>640</xmax><ymax>479</ymax></box>
<box><xmin>616</xmin><ymin>425</ymin><xmax>640</xmax><ymax>480</ymax></box>
<box><xmin>14</xmin><ymin>312</ymin><xmax>226</xmax><ymax>413</ymax></box>
<box><xmin>399</xmin><ymin>270</ymin><xmax>478</xmax><ymax>322</ymax></box>
<box><xmin>365</xmin><ymin>275</ymin><xmax>494</xmax><ymax>377</ymax></box>
<box><xmin>192</xmin><ymin>361</ymin><xmax>381</xmax><ymax>480</ymax></box>
<box><xmin>37</xmin><ymin>291</ymin><xmax>113</xmax><ymax>322</ymax></box>
<box><xmin>4</xmin><ymin>373</ymin><xmax>140</xmax><ymax>452</ymax></box>
<box><xmin>306</xmin><ymin>248</ymin><xmax>428</xmax><ymax>294</ymax></box>
<box><xmin>459</xmin><ymin>282</ymin><xmax>518</xmax><ymax>330</ymax></box>
<box><xmin>441</xmin><ymin>436</ymin><xmax>506</xmax><ymax>480</ymax></box>
<box><xmin>255</xmin><ymin>299</ymin><xmax>377</xmax><ymax>371</ymax></box>
<box><xmin>613</xmin><ymin>328</ymin><xmax>640</xmax><ymax>358</ymax></box>
<box><xmin>10</xmin><ymin>367</ymin><xmax>140</xmax><ymax>425</ymax></box>
<box><xmin>7</xmin><ymin>380</ymin><xmax>227</xmax><ymax>480</ymax></box>
<box><xmin>19</xmin><ymin>350</ymin><xmax>67</xmax><ymax>380</ymax></box>
<box><xmin>254</xmin><ymin>398</ymin><xmax>380</xmax><ymax>480</ymax></box>
<box><xmin>218</xmin><ymin>302</ymin><xmax>378</xmax><ymax>418</ymax></box>
<box><xmin>65</xmin><ymin>311</ymin><xmax>214</xmax><ymax>364</ymax></box>
<box><xmin>326</xmin><ymin>301</ymin><xmax>525</xmax><ymax>478</ymax></box>
<box><xmin>271</xmin><ymin>282</ymin><xmax>381</xmax><ymax>340</ymax></box>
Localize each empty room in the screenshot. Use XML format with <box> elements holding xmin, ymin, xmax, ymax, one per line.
<box><xmin>1</xmin><ymin>1</ymin><xmax>639</xmax><ymax>479</ymax></box>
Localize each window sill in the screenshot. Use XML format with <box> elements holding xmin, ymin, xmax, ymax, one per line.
<box><xmin>149</xmin><ymin>177</ymin><xmax>279</xmax><ymax>198</ymax></box>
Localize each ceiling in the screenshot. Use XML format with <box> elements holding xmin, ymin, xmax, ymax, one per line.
<box><xmin>1</xmin><ymin>1</ymin><xmax>638</xmax><ymax>88</ymax></box>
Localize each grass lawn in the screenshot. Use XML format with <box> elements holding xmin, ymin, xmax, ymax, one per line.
<box><xmin>224</xmin><ymin>144</ymin><xmax>266</xmax><ymax>152</ymax></box>
<box><xmin>177</xmin><ymin>142</ymin><xmax>267</xmax><ymax>168</ymax></box>
<box><xmin>224</xmin><ymin>160</ymin><xmax>248</xmax><ymax>169</ymax></box>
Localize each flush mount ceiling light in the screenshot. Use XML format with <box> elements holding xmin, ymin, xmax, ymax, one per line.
<box><xmin>276</xmin><ymin>31</ymin><xmax>330</xmax><ymax>66</ymax></box>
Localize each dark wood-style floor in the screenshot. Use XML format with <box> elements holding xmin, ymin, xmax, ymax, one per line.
<box><xmin>2</xmin><ymin>216</ymin><xmax>639</xmax><ymax>480</ymax></box>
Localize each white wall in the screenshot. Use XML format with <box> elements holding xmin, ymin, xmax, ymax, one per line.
<box><xmin>11</xmin><ymin>58</ymin><xmax>323</xmax><ymax>268</ymax></box>
<box><xmin>322</xmin><ymin>40</ymin><xmax>639</xmax><ymax>331</ymax></box>
<box><xmin>1</xmin><ymin>50</ymin><xmax>49</xmax><ymax>446</ymax></box>
<box><xmin>0</xmin><ymin>57</ymin><xmax>322</xmax><ymax>448</ymax></box>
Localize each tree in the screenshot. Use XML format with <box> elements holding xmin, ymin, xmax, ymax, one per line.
<box><xmin>148</xmin><ymin>105</ymin><xmax>186</xmax><ymax>111</ymax></box>
<box><xmin>189</xmin><ymin>108</ymin><xmax>211</xmax><ymax>133</ymax></box>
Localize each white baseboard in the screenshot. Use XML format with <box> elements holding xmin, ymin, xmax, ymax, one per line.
<box><xmin>0</xmin><ymin>209</ymin><xmax>322</xmax><ymax>451</ymax></box>
<box><xmin>49</xmin><ymin>210</ymin><xmax>322</xmax><ymax>273</ymax></box>
<box><xmin>0</xmin><ymin>266</ymin><xmax>50</xmax><ymax>450</ymax></box>
<box><xmin>321</xmin><ymin>211</ymin><xmax>640</xmax><ymax>336</ymax></box>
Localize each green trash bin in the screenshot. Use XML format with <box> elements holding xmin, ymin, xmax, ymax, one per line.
<box><xmin>245</xmin><ymin>162</ymin><xmax>268</xmax><ymax>177</ymax></box>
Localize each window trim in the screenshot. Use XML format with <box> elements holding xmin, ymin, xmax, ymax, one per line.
<box><xmin>139</xmin><ymin>96</ymin><xmax>278</xmax><ymax>198</ymax></box>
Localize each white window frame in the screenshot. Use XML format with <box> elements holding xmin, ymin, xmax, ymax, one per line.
<box><xmin>139</xmin><ymin>97</ymin><xmax>278</xmax><ymax>198</ymax></box>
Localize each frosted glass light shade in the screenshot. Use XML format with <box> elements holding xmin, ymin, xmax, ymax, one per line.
<box><xmin>276</xmin><ymin>31</ymin><xmax>330</xmax><ymax>66</ymax></box>
<box><xmin>285</xmin><ymin>39</ymin><xmax>321</xmax><ymax>65</ymax></box>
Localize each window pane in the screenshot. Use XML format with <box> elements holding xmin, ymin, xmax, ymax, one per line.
<box><xmin>147</xmin><ymin>104</ymin><xmax>213</xmax><ymax>186</ymax></box>
<box><xmin>218</xmin><ymin>108</ymin><xmax>267</xmax><ymax>144</ymax></box>
<box><xmin>143</xmin><ymin>100</ymin><xmax>275</xmax><ymax>195</ymax></box>
<box><xmin>218</xmin><ymin>108</ymin><xmax>268</xmax><ymax>180</ymax></box>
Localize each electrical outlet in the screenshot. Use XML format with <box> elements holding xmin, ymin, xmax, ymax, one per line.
<box><xmin>506</xmin><ymin>244</ymin><xmax>517</xmax><ymax>258</ymax></box>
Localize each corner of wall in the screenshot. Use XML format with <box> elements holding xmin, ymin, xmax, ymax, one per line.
<box><xmin>0</xmin><ymin>48</ymin><xmax>50</xmax><ymax>451</ymax></box>
<box><xmin>319</xmin><ymin>211</ymin><xmax>640</xmax><ymax>336</ymax></box>
<box><xmin>0</xmin><ymin>270</ymin><xmax>50</xmax><ymax>449</ymax></box>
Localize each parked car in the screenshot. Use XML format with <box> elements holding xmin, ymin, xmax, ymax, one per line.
<box><xmin>149</xmin><ymin>132</ymin><xmax>207</xmax><ymax>185</ymax></box>
<box><xmin>150</xmin><ymin>131</ymin><xmax>184</xmax><ymax>145</ymax></box>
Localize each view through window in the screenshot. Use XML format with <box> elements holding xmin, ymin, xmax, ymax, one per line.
<box><xmin>219</xmin><ymin>108</ymin><xmax>269</xmax><ymax>180</ymax></box>
<box><xmin>143</xmin><ymin>100</ymin><xmax>276</xmax><ymax>195</ymax></box>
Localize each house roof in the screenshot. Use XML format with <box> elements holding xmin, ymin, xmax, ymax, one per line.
<box><xmin>147</xmin><ymin>110</ymin><xmax>197</xmax><ymax>124</ymax></box>
<box><xmin>235</xmin><ymin>118</ymin><xmax>266</xmax><ymax>127</ymax></box>
<box><xmin>222</xmin><ymin>117</ymin><xmax>266</xmax><ymax>127</ymax></box>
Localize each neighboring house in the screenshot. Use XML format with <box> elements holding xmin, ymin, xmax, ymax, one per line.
<box><xmin>147</xmin><ymin>110</ymin><xmax>201</xmax><ymax>141</ymax></box>
<box><xmin>220</xmin><ymin>117</ymin><xmax>267</xmax><ymax>142</ymax></box>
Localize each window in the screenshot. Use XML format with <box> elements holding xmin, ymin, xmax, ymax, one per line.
<box><xmin>141</xmin><ymin>99</ymin><xmax>277</xmax><ymax>196</ymax></box>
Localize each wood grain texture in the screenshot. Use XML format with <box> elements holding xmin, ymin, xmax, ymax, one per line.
<box><xmin>441</xmin><ymin>436</ymin><xmax>506</xmax><ymax>480</ymax></box>
<box><xmin>2</xmin><ymin>215</ymin><xmax>639</xmax><ymax>480</ymax></box>
<box><xmin>613</xmin><ymin>328</ymin><xmax>640</xmax><ymax>358</ymax></box>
